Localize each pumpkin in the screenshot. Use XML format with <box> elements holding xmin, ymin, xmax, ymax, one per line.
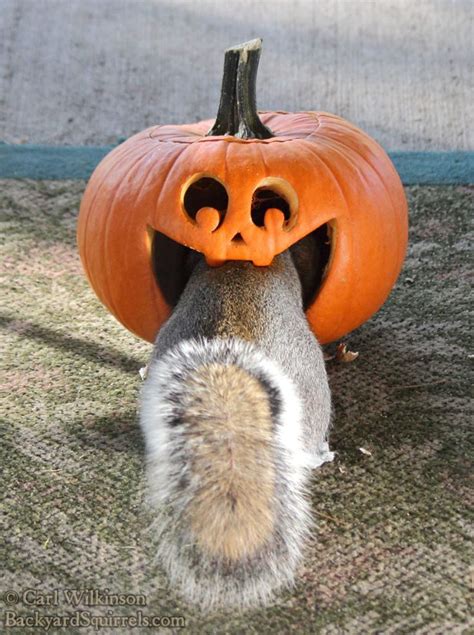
<box><xmin>77</xmin><ymin>39</ymin><xmax>408</xmax><ymax>344</ymax></box>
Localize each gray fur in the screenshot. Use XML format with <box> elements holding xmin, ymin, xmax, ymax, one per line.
<box><xmin>140</xmin><ymin>250</ymin><xmax>333</xmax><ymax>610</ymax></box>
<box><xmin>154</xmin><ymin>251</ymin><xmax>332</xmax><ymax>458</ymax></box>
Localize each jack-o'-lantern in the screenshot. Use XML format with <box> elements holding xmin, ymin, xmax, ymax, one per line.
<box><xmin>77</xmin><ymin>39</ymin><xmax>408</xmax><ymax>344</ymax></box>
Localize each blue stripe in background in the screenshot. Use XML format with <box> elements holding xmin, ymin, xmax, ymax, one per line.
<box><xmin>0</xmin><ymin>144</ymin><xmax>473</xmax><ymax>184</ymax></box>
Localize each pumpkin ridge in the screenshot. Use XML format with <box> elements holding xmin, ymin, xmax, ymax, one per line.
<box><xmin>224</xmin><ymin>141</ymin><xmax>267</xmax><ymax>249</ymax></box>
<box><xmin>316</xmin><ymin>136</ymin><xmax>386</xmax><ymax>318</ymax></box>
<box><xmin>122</xmin><ymin>145</ymin><xmax>182</xmax><ymax>322</ymax></box>
<box><xmin>101</xmin><ymin>145</ymin><xmax>162</xmax><ymax>321</ymax></box>
<box><xmin>154</xmin><ymin>143</ymin><xmax>196</xmax><ymax>230</ymax></box>
<box><xmin>317</xmin><ymin>132</ymin><xmax>406</xmax><ymax>289</ymax></box>
<box><xmin>256</xmin><ymin>142</ymin><xmax>269</xmax><ymax>180</ymax></box>
<box><xmin>322</xmin><ymin>128</ymin><xmax>407</xmax><ymax>276</ymax></box>
<box><xmin>79</xmin><ymin>140</ymin><xmax>148</xmax><ymax>268</ymax></box>
<box><xmin>80</xmin><ymin>140</ymin><xmax>153</xmax><ymax>293</ymax></box>
<box><xmin>223</xmin><ymin>137</ymin><xmax>230</xmax><ymax>188</ymax></box>
<box><xmin>300</xmin><ymin>139</ymin><xmax>353</xmax><ymax>338</ymax></box>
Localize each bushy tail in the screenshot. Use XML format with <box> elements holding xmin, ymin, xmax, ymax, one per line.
<box><xmin>140</xmin><ymin>337</ymin><xmax>313</xmax><ymax>610</ymax></box>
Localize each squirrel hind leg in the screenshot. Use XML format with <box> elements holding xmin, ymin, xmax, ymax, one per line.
<box><xmin>303</xmin><ymin>443</ymin><xmax>335</xmax><ymax>470</ymax></box>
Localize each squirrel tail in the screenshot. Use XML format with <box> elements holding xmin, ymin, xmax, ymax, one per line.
<box><xmin>140</xmin><ymin>337</ymin><xmax>314</xmax><ymax>610</ymax></box>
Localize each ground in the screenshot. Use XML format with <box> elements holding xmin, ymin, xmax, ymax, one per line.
<box><xmin>1</xmin><ymin>180</ymin><xmax>472</xmax><ymax>633</ymax></box>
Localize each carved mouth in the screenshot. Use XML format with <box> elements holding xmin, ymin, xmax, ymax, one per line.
<box><xmin>289</xmin><ymin>223</ymin><xmax>332</xmax><ymax>310</ymax></box>
<box><xmin>150</xmin><ymin>230</ymin><xmax>197</xmax><ymax>307</ymax></box>
<box><xmin>151</xmin><ymin>224</ymin><xmax>332</xmax><ymax>310</ymax></box>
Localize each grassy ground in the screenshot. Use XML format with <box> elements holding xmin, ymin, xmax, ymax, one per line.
<box><xmin>1</xmin><ymin>180</ymin><xmax>472</xmax><ymax>633</ymax></box>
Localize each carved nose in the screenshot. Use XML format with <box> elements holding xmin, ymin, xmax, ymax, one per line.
<box><xmin>231</xmin><ymin>232</ymin><xmax>245</xmax><ymax>243</ymax></box>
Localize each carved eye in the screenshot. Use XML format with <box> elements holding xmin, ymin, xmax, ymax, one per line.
<box><xmin>251</xmin><ymin>187</ymin><xmax>292</xmax><ymax>228</ymax></box>
<box><xmin>183</xmin><ymin>177</ymin><xmax>228</xmax><ymax>231</ymax></box>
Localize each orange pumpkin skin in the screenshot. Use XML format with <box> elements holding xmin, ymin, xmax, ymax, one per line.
<box><xmin>77</xmin><ymin>111</ymin><xmax>408</xmax><ymax>344</ymax></box>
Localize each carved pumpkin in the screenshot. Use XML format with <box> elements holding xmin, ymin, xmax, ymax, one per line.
<box><xmin>78</xmin><ymin>39</ymin><xmax>408</xmax><ymax>344</ymax></box>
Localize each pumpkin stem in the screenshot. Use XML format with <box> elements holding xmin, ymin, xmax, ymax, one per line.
<box><xmin>207</xmin><ymin>38</ymin><xmax>273</xmax><ymax>140</ymax></box>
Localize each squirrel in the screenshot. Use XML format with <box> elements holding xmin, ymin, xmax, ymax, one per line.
<box><xmin>140</xmin><ymin>244</ymin><xmax>334</xmax><ymax>611</ymax></box>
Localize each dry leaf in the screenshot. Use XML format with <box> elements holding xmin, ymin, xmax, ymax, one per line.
<box><xmin>358</xmin><ymin>447</ymin><xmax>372</xmax><ymax>456</ymax></box>
<box><xmin>336</xmin><ymin>343</ymin><xmax>359</xmax><ymax>363</ymax></box>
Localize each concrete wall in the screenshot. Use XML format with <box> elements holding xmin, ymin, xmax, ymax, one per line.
<box><xmin>1</xmin><ymin>0</ymin><xmax>472</xmax><ymax>149</ymax></box>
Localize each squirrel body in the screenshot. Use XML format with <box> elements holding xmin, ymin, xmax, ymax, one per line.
<box><xmin>140</xmin><ymin>250</ymin><xmax>333</xmax><ymax>610</ymax></box>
